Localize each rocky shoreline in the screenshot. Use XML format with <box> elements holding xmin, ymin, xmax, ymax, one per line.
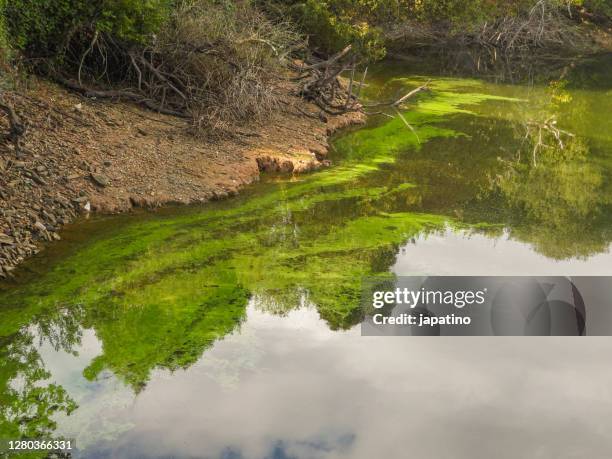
<box><xmin>0</xmin><ymin>79</ymin><xmax>364</xmax><ymax>278</ymax></box>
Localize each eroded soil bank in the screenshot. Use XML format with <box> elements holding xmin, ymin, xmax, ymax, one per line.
<box><xmin>0</xmin><ymin>79</ymin><xmax>364</xmax><ymax>276</ymax></box>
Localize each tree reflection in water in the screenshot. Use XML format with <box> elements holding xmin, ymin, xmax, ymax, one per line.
<box><xmin>490</xmin><ymin>76</ymin><xmax>611</xmax><ymax>259</ymax></box>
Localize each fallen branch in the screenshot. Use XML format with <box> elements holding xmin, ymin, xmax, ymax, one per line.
<box><xmin>56</xmin><ymin>77</ymin><xmax>189</xmax><ymax>118</ymax></box>
<box><xmin>354</xmin><ymin>66</ymin><xmax>368</xmax><ymax>101</ymax></box>
<box><xmin>393</xmin><ymin>81</ymin><xmax>431</xmax><ymax>106</ymax></box>
<box><xmin>293</xmin><ymin>45</ymin><xmax>352</xmax><ymax>71</ymax></box>
<box><xmin>364</xmin><ymin>81</ymin><xmax>431</xmax><ymax>109</ymax></box>
<box><xmin>0</xmin><ymin>96</ymin><xmax>26</xmax><ymax>149</ymax></box>
<box><xmin>393</xmin><ymin>107</ymin><xmax>420</xmax><ymax>143</ymax></box>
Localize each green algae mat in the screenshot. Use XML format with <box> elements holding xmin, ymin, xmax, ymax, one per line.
<box><xmin>0</xmin><ymin>54</ymin><xmax>611</xmax><ymax>457</ymax></box>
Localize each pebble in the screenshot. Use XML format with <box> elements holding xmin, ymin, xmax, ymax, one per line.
<box><xmin>31</xmin><ymin>173</ymin><xmax>48</xmax><ymax>186</ymax></box>
<box><xmin>0</xmin><ymin>234</ymin><xmax>15</xmax><ymax>245</ymax></box>
<box><xmin>91</xmin><ymin>173</ymin><xmax>110</xmax><ymax>187</ymax></box>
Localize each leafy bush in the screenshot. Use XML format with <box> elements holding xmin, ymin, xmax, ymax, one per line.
<box><xmin>272</xmin><ymin>0</ymin><xmax>591</xmax><ymax>62</ymax></box>
<box><xmin>0</xmin><ymin>0</ymin><xmax>9</xmax><ymax>65</ymax></box>
<box><xmin>2</xmin><ymin>0</ymin><xmax>171</xmax><ymax>57</ymax></box>
<box><xmin>267</xmin><ymin>0</ymin><xmax>399</xmax><ymax>61</ymax></box>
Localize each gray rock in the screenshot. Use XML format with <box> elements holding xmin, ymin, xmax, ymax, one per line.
<box><xmin>91</xmin><ymin>173</ymin><xmax>110</xmax><ymax>187</ymax></box>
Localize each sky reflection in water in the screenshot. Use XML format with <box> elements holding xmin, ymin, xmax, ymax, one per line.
<box><xmin>1</xmin><ymin>54</ymin><xmax>612</xmax><ymax>458</ymax></box>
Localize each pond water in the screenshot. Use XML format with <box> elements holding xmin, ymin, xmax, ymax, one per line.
<box><xmin>0</xmin><ymin>54</ymin><xmax>611</xmax><ymax>458</ymax></box>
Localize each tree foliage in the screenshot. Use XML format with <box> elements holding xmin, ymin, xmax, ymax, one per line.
<box><xmin>3</xmin><ymin>0</ymin><xmax>170</xmax><ymax>56</ymax></box>
<box><xmin>286</xmin><ymin>0</ymin><xmax>397</xmax><ymax>61</ymax></box>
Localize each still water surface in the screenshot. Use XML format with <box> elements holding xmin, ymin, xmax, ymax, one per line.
<box><xmin>1</xmin><ymin>54</ymin><xmax>611</xmax><ymax>458</ymax></box>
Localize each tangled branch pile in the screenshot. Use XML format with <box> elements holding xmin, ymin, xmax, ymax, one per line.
<box><xmin>292</xmin><ymin>45</ymin><xmax>364</xmax><ymax>115</ymax></box>
<box><xmin>3</xmin><ymin>0</ymin><xmax>299</xmax><ymax>135</ymax></box>
<box><xmin>450</xmin><ymin>0</ymin><xmax>584</xmax><ymax>53</ymax></box>
<box><xmin>387</xmin><ymin>0</ymin><xmax>597</xmax><ymax>57</ymax></box>
<box><xmin>128</xmin><ymin>2</ymin><xmax>299</xmax><ymax>133</ymax></box>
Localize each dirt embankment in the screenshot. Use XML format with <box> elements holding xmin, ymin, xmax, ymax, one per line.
<box><xmin>0</xmin><ymin>79</ymin><xmax>365</xmax><ymax>277</ymax></box>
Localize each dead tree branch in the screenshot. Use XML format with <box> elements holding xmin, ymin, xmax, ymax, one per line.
<box><xmin>293</xmin><ymin>45</ymin><xmax>366</xmax><ymax>115</ymax></box>
<box><xmin>56</xmin><ymin>77</ymin><xmax>190</xmax><ymax>118</ymax></box>
<box><xmin>363</xmin><ymin>81</ymin><xmax>431</xmax><ymax>109</ymax></box>
<box><xmin>0</xmin><ymin>96</ymin><xmax>26</xmax><ymax>150</ymax></box>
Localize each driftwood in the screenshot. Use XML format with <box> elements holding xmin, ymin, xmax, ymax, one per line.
<box><xmin>0</xmin><ymin>96</ymin><xmax>26</xmax><ymax>150</ymax></box>
<box><xmin>292</xmin><ymin>45</ymin><xmax>363</xmax><ymax>115</ymax></box>
<box><xmin>293</xmin><ymin>44</ymin><xmax>430</xmax><ymax>140</ymax></box>
<box><xmin>364</xmin><ymin>81</ymin><xmax>431</xmax><ymax>109</ymax></box>
<box><xmin>362</xmin><ymin>80</ymin><xmax>431</xmax><ymax>142</ymax></box>
<box><xmin>56</xmin><ymin>77</ymin><xmax>189</xmax><ymax>118</ymax></box>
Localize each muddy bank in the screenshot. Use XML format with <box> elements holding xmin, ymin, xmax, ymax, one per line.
<box><xmin>0</xmin><ymin>79</ymin><xmax>364</xmax><ymax>277</ymax></box>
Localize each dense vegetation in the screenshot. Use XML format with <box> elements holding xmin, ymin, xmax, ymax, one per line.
<box><xmin>0</xmin><ymin>0</ymin><xmax>609</xmax><ymax>131</ymax></box>
<box><xmin>274</xmin><ymin>0</ymin><xmax>611</xmax><ymax>60</ymax></box>
<box><xmin>0</xmin><ymin>0</ymin><xmax>298</xmax><ymax>132</ymax></box>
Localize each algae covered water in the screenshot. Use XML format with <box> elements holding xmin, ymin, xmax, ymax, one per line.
<box><xmin>1</xmin><ymin>54</ymin><xmax>611</xmax><ymax>458</ymax></box>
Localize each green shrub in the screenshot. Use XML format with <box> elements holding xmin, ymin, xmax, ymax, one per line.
<box><xmin>0</xmin><ymin>0</ymin><xmax>10</xmax><ymax>64</ymax></box>
<box><xmin>273</xmin><ymin>0</ymin><xmax>587</xmax><ymax>62</ymax></box>
<box><xmin>2</xmin><ymin>0</ymin><xmax>171</xmax><ymax>57</ymax></box>
<box><xmin>407</xmin><ymin>0</ymin><xmax>548</xmax><ymax>26</ymax></box>
<box><xmin>282</xmin><ymin>0</ymin><xmax>395</xmax><ymax>61</ymax></box>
